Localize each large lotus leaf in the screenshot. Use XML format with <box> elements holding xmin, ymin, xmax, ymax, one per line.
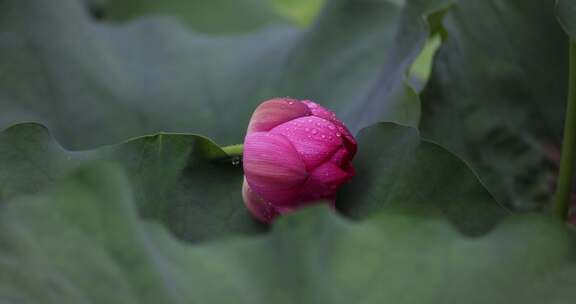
<box><xmin>420</xmin><ymin>0</ymin><xmax>568</xmax><ymax>209</ymax></box>
<box><xmin>0</xmin><ymin>0</ymin><xmax>450</xmax><ymax>150</ymax></box>
<box><xmin>0</xmin><ymin>122</ymin><xmax>506</xmax><ymax>241</ymax></box>
<box><xmin>1</xmin><ymin>164</ymin><xmax>575</xmax><ymax>303</ymax></box>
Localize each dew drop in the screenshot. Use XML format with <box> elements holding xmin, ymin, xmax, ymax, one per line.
<box><xmin>305</xmin><ymin>128</ymin><xmax>310</xmax><ymax>132</ymax></box>
<box><xmin>336</xmin><ymin>132</ymin><xmax>341</xmax><ymax>137</ymax></box>
<box><xmin>288</xmin><ymin>101</ymin><xmax>294</xmax><ymax>105</ymax></box>
<box><xmin>312</xmin><ymin>129</ymin><xmax>318</xmax><ymax>134</ymax></box>
<box><xmin>328</xmin><ymin>125</ymin><xmax>335</xmax><ymax>130</ymax></box>
<box><xmin>321</xmin><ymin>135</ymin><xmax>326</xmax><ymax>139</ymax></box>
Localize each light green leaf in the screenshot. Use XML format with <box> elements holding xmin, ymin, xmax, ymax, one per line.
<box><xmin>0</xmin><ymin>122</ymin><xmax>506</xmax><ymax>239</ymax></box>
<box><xmin>103</xmin><ymin>0</ymin><xmax>325</xmax><ymax>30</ymax></box>
<box><xmin>103</xmin><ymin>0</ymin><xmax>292</xmax><ymax>34</ymax></box>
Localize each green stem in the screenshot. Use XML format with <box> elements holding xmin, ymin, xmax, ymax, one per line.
<box><xmin>222</xmin><ymin>144</ymin><xmax>244</xmax><ymax>157</ymax></box>
<box><xmin>553</xmin><ymin>39</ymin><xmax>576</xmax><ymax>220</ymax></box>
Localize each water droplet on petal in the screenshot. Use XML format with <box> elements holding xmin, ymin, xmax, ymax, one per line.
<box><xmin>328</xmin><ymin>125</ymin><xmax>335</xmax><ymax>130</ymax></box>
<box><xmin>288</xmin><ymin>101</ymin><xmax>294</xmax><ymax>105</ymax></box>
<box><xmin>321</xmin><ymin>135</ymin><xmax>326</xmax><ymax>139</ymax></box>
<box><xmin>336</xmin><ymin>132</ymin><xmax>341</xmax><ymax>137</ymax></box>
<box><xmin>312</xmin><ymin>129</ymin><xmax>318</xmax><ymax>135</ymax></box>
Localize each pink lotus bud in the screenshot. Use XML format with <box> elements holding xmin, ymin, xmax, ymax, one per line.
<box><xmin>242</xmin><ymin>98</ymin><xmax>357</xmax><ymax>223</ymax></box>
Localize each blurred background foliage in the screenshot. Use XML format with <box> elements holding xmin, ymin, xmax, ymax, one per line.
<box><xmin>1</xmin><ymin>0</ymin><xmax>576</xmax><ymax>302</ymax></box>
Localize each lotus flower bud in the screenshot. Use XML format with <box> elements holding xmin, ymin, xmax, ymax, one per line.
<box><xmin>242</xmin><ymin>98</ymin><xmax>357</xmax><ymax>223</ymax></box>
